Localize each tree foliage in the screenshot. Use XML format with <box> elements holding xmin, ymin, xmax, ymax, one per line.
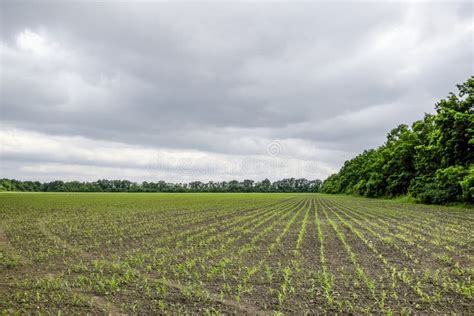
<box><xmin>322</xmin><ymin>77</ymin><xmax>474</xmax><ymax>204</ymax></box>
<box><xmin>0</xmin><ymin>177</ymin><xmax>322</xmax><ymax>193</ymax></box>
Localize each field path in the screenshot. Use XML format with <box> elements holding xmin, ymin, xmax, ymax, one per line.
<box><xmin>35</xmin><ymin>220</ymin><xmax>128</xmax><ymax>315</ymax></box>
<box><xmin>0</xmin><ymin>227</ymin><xmax>10</xmax><ymax>250</ymax></box>
<box><xmin>37</xmin><ymin>217</ymin><xmax>94</xmax><ymax>261</ymax></box>
<box><xmin>0</xmin><ymin>224</ymin><xmax>30</xmax><ymax>266</ymax></box>
<box><xmin>89</xmin><ymin>295</ymin><xmax>127</xmax><ymax>316</ymax></box>
<box><xmin>160</xmin><ymin>279</ymin><xmax>272</xmax><ymax>315</ymax></box>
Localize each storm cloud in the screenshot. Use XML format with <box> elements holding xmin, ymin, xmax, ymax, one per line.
<box><xmin>1</xmin><ymin>1</ymin><xmax>473</xmax><ymax>182</ymax></box>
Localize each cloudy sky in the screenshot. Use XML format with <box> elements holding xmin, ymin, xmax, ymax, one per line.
<box><xmin>1</xmin><ymin>1</ymin><xmax>473</xmax><ymax>182</ymax></box>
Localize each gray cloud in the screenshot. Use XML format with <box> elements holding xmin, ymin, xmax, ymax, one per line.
<box><xmin>0</xmin><ymin>1</ymin><xmax>473</xmax><ymax>181</ymax></box>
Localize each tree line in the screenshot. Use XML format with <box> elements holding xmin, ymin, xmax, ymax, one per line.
<box><xmin>321</xmin><ymin>77</ymin><xmax>473</xmax><ymax>205</ymax></box>
<box><xmin>0</xmin><ymin>178</ymin><xmax>322</xmax><ymax>193</ymax></box>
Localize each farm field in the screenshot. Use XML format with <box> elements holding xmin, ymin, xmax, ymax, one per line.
<box><xmin>0</xmin><ymin>193</ymin><xmax>473</xmax><ymax>314</ymax></box>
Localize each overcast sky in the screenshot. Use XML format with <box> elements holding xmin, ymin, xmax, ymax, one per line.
<box><xmin>1</xmin><ymin>1</ymin><xmax>473</xmax><ymax>182</ymax></box>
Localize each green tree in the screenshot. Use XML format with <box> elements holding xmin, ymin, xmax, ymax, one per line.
<box><xmin>322</xmin><ymin>76</ymin><xmax>474</xmax><ymax>205</ymax></box>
